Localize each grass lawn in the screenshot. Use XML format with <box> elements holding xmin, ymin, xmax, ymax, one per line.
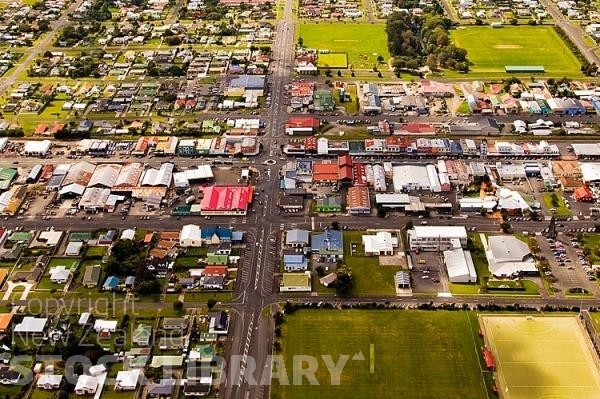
<box><xmin>298</xmin><ymin>23</ymin><xmax>390</xmax><ymax>69</ymax></box>
<box><xmin>85</xmin><ymin>246</ymin><xmax>108</xmax><ymax>259</ymax></box>
<box><xmin>48</xmin><ymin>257</ymin><xmax>81</xmax><ymax>270</ymax></box>
<box><xmin>580</xmin><ymin>233</ymin><xmax>600</xmax><ymax>264</ymax></box>
<box><xmin>337</xmin><ymin>84</ymin><xmax>358</xmax><ymax>115</ymax></box>
<box><xmin>274</xmin><ymin>309</ymin><xmax>490</xmax><ymax>399</ymax></box>
<box><xmin>542</xmin><ymin>192</ymin><xmax>572</xmax><ymax>216</ymax></box>
<box><xmin>450</xmin><ymin>26</ymin><xmax>583</xmax><ymax>78</ymax></box>
<box><xmin>317</xmin><ymin>53</ymin><xmax>349</xmax><ymax>69</ymax></box>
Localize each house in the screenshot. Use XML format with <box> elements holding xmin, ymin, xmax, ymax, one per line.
<box><xmin>283</xmin><ymin>254</ymin><xmax>308</xmax><ymax>271</ymax></box>
<box><xmin>74</xmin><ymin>375</ymin><xmax>99</xmax><ymax>395</ymax></box>
<box><xmin>125</xmin><ymin>276</ymin><xmax>135</xmax><ymax>289</ymax></box>
<box><xmin>311</xmin><ymin>229</ymin><xmax>344</xmax><ymax>260</ymax></box>
<box><xmin>149</xmin><ymin>355</ymin><xmax>184</xmax><ymax>368</ymax></box>
<box><xmin>78</xmin><ymin>312</ymin><xmax>91</xmax><ymax>326</ymax></box>
<box><xmin>94</xmin><ymin>319</ymin><xmax>118</xmax><ymax>339</ymax></box>
<box><xmin>65</xmin><ymin>241</ymin><xmax>83</xmax><ymax>256</ymax></box>
<box><xmin>158</xmin><ymin>336</ymin><xmax>187</xmax><ymax>350</ymax></box>
<box><xmin>0</xmin><ymin>367</ymin><xmax>20</xmax><ymax>385</ymax></box>
<box><xmin>14</xmin><ymin>317</ymin><xmax>48</xmax><ymax>336</ymax></box>
<box><xmin>115</xmin><ymin>369</ymin><xmax>141</xmax><ymax>391</ymax></box>
<box><xmin>132</xmin><ymin>324</ymin><xmax>152</xmax><ymax>346</ymax></box>
<box><xmin>208</xmin><ymin>311</ymin><xmax>229</xmax><ymax>335</ymax></box>
<box><xmin>162</xmin><ymin>317</ymin><xmax>189</xmax><ymax>332</ymax></box>
<box><xmin>36</xmin><ymin>374</ymin><xmax>63</xmax><ymax>390</ymax></box>
<box><xmin>201</xmin><ymin>226</ymin><xmax>232</xmax><ymax>245</ymax></box>
<box><xmin>203</xmin><ymin>266</ymin><xmax>228</xmax><ymax>277</ymax></box>
<box><xmin>102</xmin><ymin>276</ymin><xmax>119</xmax><ymax>291</ymax></box>
<box><xmin>202</xmin><ymin>275</ymin><xmax>225</xmax><ymax>290</ymax></box>
<box><xmin>147</xmin><ymin>379</ymin><xmax>176</xmax><ymax>398</ymax></box>
<box><xmin>180</xmin><ymin>224</ymin><xmax>202</xmax><ymax>247</ymax></box>
<box><xmin>280</xmin><ymin>272</ymin><xmax>311</xmax><ymax>292</ymax></box>
<box><xmin>0</xmin><ymin>313</ymin><xmax>13</xmax><ymax>334</ymax></box>
<box><xmin>82</xmin><ymin>265</ymin><xmax>101</xmax><ymax>287</ymax></box>
<box><xmin>88</xmin><ymin>364</ymin><xmax>107</xmax><ymax>377</ymax></box>
<box><xmin>285</xmin><ymin>229</ymin><xmax>309</xmax><ymax>247</ymax></box>
<box><xmin>362</xmin><ymin>232</ymin><xmax>396</xmax><ymax>256</ymax></box>
<box><xmin>183</xmin><ymin>377</ymin><xmax>212</xmax><ymax>396</ymax></box>
<box><xmin>49</xmin><ymin>266</ymin><xmax>70</xmax><ymax>284</ymax></box>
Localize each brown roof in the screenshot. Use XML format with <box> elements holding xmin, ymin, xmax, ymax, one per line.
<box><xmin>347</xmin><ymin>186</ymin><xmax>370</xmax><ymax>209</ymax></box>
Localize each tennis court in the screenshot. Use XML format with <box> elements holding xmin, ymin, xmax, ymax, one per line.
<box><xmin>481</xmin><ymin>315</ymin><xmax>600</xmax><ymax>399</ymax></box>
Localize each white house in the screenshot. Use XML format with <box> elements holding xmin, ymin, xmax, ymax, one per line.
<box><xmin>115</xmin><ymin>369</ymin><xmax>141</xmax><ymax>391</ymax></box>
<box><xmin>75</xmin><ymin>375</ymin><xmax>98</xmax><ymax>395</ymax></box>
<box><xmin>180</xmin><ymin>224</ymin><xmax>202</xmax><ymax>247</ymax></box>
<box><xmin>93</xmin><ymin>319</ymin><xmax>118</xmax><ymax>333</ymax></box>
<box><xmin>36</xmin><ymin>374</ymin><xmax>62</xmax><ymax>390</ymax></box>
<box><xmin>49</xmin><ymin>266</ymin><xmax>71</xmax><ymax>284</ymax></box>
<box><xmin>362</xmin><ymin>231</ymin><xmax>397</xmax><ymax>256</ymax></box>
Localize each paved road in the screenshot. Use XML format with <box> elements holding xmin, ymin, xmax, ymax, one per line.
<box><xmin>538</xmin><ymin>0</ymin><xmax>600</xmax><ymax>67</ymax></box>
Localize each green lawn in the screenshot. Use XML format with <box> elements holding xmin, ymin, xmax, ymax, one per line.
<box><xmin>542</xmin><ymin>192</ymin><xmax>572</xmax><ymax>216</ymax></box>
<box><xmin>317</xmin><ymin>53</ymin><xmax>349</xmax><ymax>69</ymax></box>
<box><xmin>580</xmin><ymin>233</ymin><xmax>600</xmax><ymax>264</ymax></box>
<box><xmin>274</xmin><ymin>309</ymin><xmax>490</xmax><ymax>399</ymax></box>
<box><xmin>298</xmin><ymin>23</ymin><xmax>390</xmax><ymax>69</ymax></box>
<box><xmin>85</xmin><ymin>246</ymin><xmax>108</xmax><ymax>259</ymax></box>
<box><xmin>450</xmin><ymin>26</ymin><xmax>583</xmax><ymax>78</ymax></box>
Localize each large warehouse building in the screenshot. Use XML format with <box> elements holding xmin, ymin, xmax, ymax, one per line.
<box><xmin>199</xmin><ymin>186</ymin><xmax>253</xmax><ymax>216</ymax></box>
<box><xmin>392</xmin><ymin>164</ymin><xmax>441</xmax><ymax>192</ymax></box>
<box><xmin>443</xmin><ymin>248</ymin><xmax>477</xmax><ymax>283</ymax></box>
<box><xmin>485</xmin><ymin>235</ymin><xmax>538</xmax><ymax>277</ymax></box>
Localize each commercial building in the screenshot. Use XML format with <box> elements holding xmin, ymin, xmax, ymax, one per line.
<box><xmin>346</xmin><ymin>186</ymin><xmax>371</xmax><ymax>215</ymax></box>
<box><xmin>392</xmin><ymin>165</ymin><xmax>441</xmax><ymax>192</ymax></box>
<box><xmin>279</xmin><ymin>272</ymin><xmax>311</xmax><ymax>292</ymax></box>
<box><xmin>199</xmin><ymin>186</ymin><xmax>253</xmax><ymax>216</ymax></box>
<box><xmin>443</xmin><ymin>248</ymin><xmax>477</xmax><ymax>283</ymax></box>
<box><xmin>485</xmin><ymin>235</ymin><xmax>537</xmax><ymax>277</ymax></box>
<box><xmin>362</xmin><ymin>232</ymin><xmax>396</xmax><ymax>256</ymax></box>
<box><xmin>408</xmin><ymin>226</ymin><xmax>468</xmax><ymax>252</ymax></box>
<box><xmin>180</xmin><ymin>225</ymin><xmax>202</xmax><ymax>247</ymax></box>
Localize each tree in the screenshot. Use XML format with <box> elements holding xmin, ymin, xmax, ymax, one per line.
<box><xmin>480</xmin><ymin>207</ymin><xmax>488</xmax><ymax>216</ymax></box>
<box><xmin>173</xmin><ymin>300</ymin><xmax>184</xmax><ymax>312</ymax></box>
<box><xmin>550</xmin><ymin>193</ymin><xmax>560</xmax><ymax>208</ymax></box>
<box><xmin>207</xmin><ymin>298</ymin><xmax>217</xmax><ymax>310</ymax></box>
<box><xmin>404</xmin><ymin>220</ymin><xmax>414</xmax><ymax>230</ymax></box>
<box><xmin>315</xmin><ymin>265</ymin><xmax>326</xmax><ymax>277</ymax></box>
<box><xmin>474</xmin><ymin>18</ymin><xmax>483</xmax><ymax>25</ymax></box>
<box><xmin>377</xmin><ymin>71</ymin><xmax>382</xmax><ymax>78</ymax></box>
<box><xmin>337</xmin><ymin>70</ymin><xmax>342</xmax><ymax>77</ymax></box>
<box><xmin>330</xmin><ymin>221</ymin><xmax>340</xmax><ymax>231</ymax></box>
<box><xmin>500</xmin><ymin>221</ymin><xmax>512</xmax><ymax>233</ymax></box>
<box><xmin>297</xmin><ymin>37</ymin><xmax>303</xmax><ymax>47</ymax></box>
<box><xmin>510</xmin><ymin>18</ymin><xmax>518</xmax><ymax>25</ymax></box>
<box><xmin>376</xmin><ymin>55</ymin><xmax>384</xmax><ymax>64</ymax></box>
<box><xmin>335</xmin><ymin>265</ymin><xmax>353</xmax><ymax>294</ymax></box>
<box><xmin>135</xmin><ymin>280</ymin><xmax>161</xmax><ymax>295</ymax></box>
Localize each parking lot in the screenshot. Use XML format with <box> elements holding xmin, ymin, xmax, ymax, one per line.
<box><xmin>409</xmin><ymin>251</ymin><xmax>446</xmax><ymax>293</ymax></box>
<box><xmin>538</xmin><ymin>234</ymin><xmax>599</xmax><ymax>296</ymax></box>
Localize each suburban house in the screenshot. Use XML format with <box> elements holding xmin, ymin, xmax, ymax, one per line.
<box><xmin>311</xmin><ymin>229</ymin><xmax>344</xmax><ymax>261</ymax></box>
<box><xmin>13</xmin><ymin>317</ymin><xmax>48</xmax><ymax>336</ymax></box>
<box><xmin>102</xmin><ymin>276</ymin><xmax>119</xmax><ymax>291</ymax></box>
<box><xmin>82</xmin><ymin>265</ymin><xmax>101</xmax><ymax>287</ymax></box>
<box><xmin>147</xmin><ymin>379</ymin><xmax>176</xmax><ymax>398</ymax></box>
<box><xmin>74</xmin><ymin>375</ymin><xmax>99</xmax><ymax>395</ymax></box>
<box><xmin>132</xmin><ymin>324</ymin><xmax>152</xmax><ymax>346</ymax></box>
<box><xmin>208</xmin><ymin>311</ymin><xmax>229</xmax><ymax>335</ymax></box>
<box><xmin>283</xmin><ymin>254</ymin><xmax>309</xmax><ymax>271</ymax></box>
<box><xmin>36</xmin><ymin>374</ymin><xmax>63</xmax><ymax>390</ymax></box>
<box><xmin>285</xmin><ymin>229</ymin><xmax>309</xmax><ymax>248</ymax></box>
<box><xmin>362</xmin><ymin>232</ymin><xmax>397</xmax><ymax>256</ymax></box>
<box><xmin>202</xmin><ymin>275</ymin><xmax>225</xmax><ymax>290</ymax></box>
<box><xmin>94</xmin><ymin>319</ymin><xmax>118</xmax><ymax>339</ymax></box>
<box><xmin>0</xmin><ymin>367</ymin><xmax>20</xmax><ymax>385</ymax></box>
<box><xmin>183</xmin><ymin>376</ymin><xmax>212</xmax><ymax>396</ymax></box>
<box><xmin>115</xmin><ymin>369</ymin><xmax>142</xmax><ymax>391</ymax></box>
<box><xmin>159</xmin><ymin>336</ymin><xmax>187</xmax><ymax>350</ymax></box>
<box><xmin>201</xmin><ymin>226</ymin><xmax>232</xmax><ymax>245</ymax></box>
<box><xmin>49</xmin><ymin>266</ymin><xmax>71</xmax><ymax>284</ymax></box>
<box><xmin>162</xmin><ymin>317</ymin><xmax>189</xmax><ymax>333</ymax></box>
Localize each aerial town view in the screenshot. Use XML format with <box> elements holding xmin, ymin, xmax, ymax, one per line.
<box><xmin>3</xmin><ymin>0</ymin><xmax>600</xmax><ymax>397</ymax></box>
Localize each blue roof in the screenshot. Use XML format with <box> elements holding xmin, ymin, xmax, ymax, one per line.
<box><xmin>311</xmin><ymin>229</ymin><xmax>343</xmax><ymax>253</ymax></box>
<box><xmin>103</xmin><ymin>276</ymin><xmax>119</xmax><ymax>288</ymax></box>
<box><xmin>232</xmin><ymin>231</ymin><xmax>244</xmax><ymax>241</ymax></box>
<box><xmin>201</xmin><ymin>226</ymin><xmax>232</xmax><ymax>240</ymax></box>
<box><xmin>283</xmin><ymin>254</ymin><xmax>305</xmax><ymax>264</ymax></box>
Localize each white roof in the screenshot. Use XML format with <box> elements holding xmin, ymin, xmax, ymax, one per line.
<box><xmin>14</xmin><ymin>317</ymin><xmax>48</xmax><ymax>333</ymax></box>
<box><xmin>572</xmin><ymin>143</ymin><xmax>600</xmax><ymax>157</ymax></box>
<box><xmin>94</xmin><ymin>319</ymin><xmax>118</xmax><ymax>331</ymax></box>
<box><xmin>75</xmin><ymin>375</ymin><xmax>98</xmax><ymax>391</ymax></box>
<box><xmin>115</xmin><ymin>369</ymin><xmax>141</xmax><ymax>388</ymax></box>
<box><xmin>375</xmin><ymin>193</ymin><xmax>410</xmax><ymax>204</ymax></box>
<box><xmin>114</xmin><ymin>162</ymin><xmax>143</xmax><ymax>187</ymax></box>
<box><xmin>392</xmin><ymin>165</ymin><xmax>431</xmax><ymax>191</ymax></box>
<box><xmin>120</xmin><ymin>229</ymin><xmax>135</xmax><ymax>240</ymax></box>
<box><xmin>37</xmin><ymin>374</ymin><xmax>62</xmax><ymax>386</ymax></box>
<box><xmin>78</xmin><ymin>312</ymin><xmax>91</xmax><ymax>325</ymax></box>
<box><xmin>59</xmin><ymin>183</ymin><xmax>86</xmax><ymax>196</ymax></box>
<box><xmin>490</xmin><ymin>261</ymin><xmax>538</xmax><ymax>276</ymax></box>
<box><xmin>411</xmin><ymin>226</ymin><xmax>467</xmax><ymax>239</ymax></box>
<box><xmin>38</xmin><ymin>230</ymin><xmax>63</xmax><ymax>246</ymax></box>
<box><xmin>581</xmin><ymin>163</ymin><xmax>600</xmax><ymax>182</ymax></box>
<box><xmin>88</xmin><ymin>364</ymin><xmax>106</xmax><ymax>376</ymax></box>
<box><xmin>141</xmin><ymin>163</ymin><xmax>173</xmax><ymax>186</ymax></box>
<box><xmin>53</xmin><ymin>163</ymin><xmax>71</xmax><ymax>176</ymax></box>
<box><xmin>362</xmin><ymin>232</ymin><xmax>395</xmax><ymax>253</ymax></box>
<box><xmin>50</xmin><ymin>266</ymin><xmax>70</xmax><ymax>281</ymax></box>
<box><xmin>181</xmin><ymin>224</ymin><xmax>201</xmax><ymax>240</ymax></box>
<box><xmin>65</xmin><ymin>241</ymin><xmax>83</xmax><ymax>255</ymax></box>
<box><xmin>496</xmin><ymin>188</ymin><xmax>531</xmax><ymax>212</ymax></box>
<box><xmin>79</xmin><ymin>187</ymin><xmax>111</xmax><ymax>209</ymax></box>
<box><xmin>443</xmin><ymin>248</ymin><xmax>477</xmax><ymax>281</ymax></box>
<box><xmin>487</xmin><ymin>235</ymin><xmax>531</xmax><ymax>263</ymax></box>
<box><xmin>24</xmin><ymin>140</ymin><xmax>51</xmax><ymax>154</ymax></box>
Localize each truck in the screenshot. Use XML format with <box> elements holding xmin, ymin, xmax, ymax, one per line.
<box><xmin>185</xmin><ymin>195</ymin><xmax>196</xmax><ymax>205</ymax></box>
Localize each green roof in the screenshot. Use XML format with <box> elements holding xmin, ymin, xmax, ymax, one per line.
<box><xmin>9</xmin><ymin>231</ymin><xmax>31</xmax><ymax>242</ymax></box>
<box><xmin>206</xmin><ymin>254</ymin><xmax>228</xmax><ymax>265</ymax></box>
<box><xmin>69</xmin><ymin>232</ymin><xmax>91</xmax><ymax>242</ymax></box>
<box><xmin>199</xmin><ymin>333</ymin><xmax>218</xmax><ymax>342</ymax></box>
<box><xmin>0</xmin><ymin>168</ymin><xmax>16</xmax><ymax>190</ymax></box>
<box><xmin>282</xmin><ymin>273</ymin><xmax>310</xmax><ymax>287</ymax></box>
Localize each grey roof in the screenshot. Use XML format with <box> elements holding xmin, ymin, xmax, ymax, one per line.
<box><xmin>285</xmin><ymin>229</ymin><xmax>309</xmax><ymax>245</ymax></box>
<box><xmin>488</xmin><ymin>235</ymin><xmax>531</xmax><ymax>262</ymax></box>
<box><xmin>82</xmin><ymin>265</ymin><xmax>101</xmax><ymax>286</ymax></box>
<box><xmin>227</xmin><ymin>74</ymin><xmax>265</xmax><ymax>90</ymax></box>
<box><xmin>148</xmin><ymin>379</ymin><xmax>175</xmax><ymax>396</ymax></box>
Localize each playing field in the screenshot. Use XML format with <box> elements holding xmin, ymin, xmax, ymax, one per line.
<box><xmin>450</xmin><ymin>26</ymin><xmax>582</xmax><ymax>77</ymax></box>
<box><xmin>316</xmin><ymin>53</ymin><xmax>348</xmax><ymax>69</ymax></box>
<box><xmin>298</xmin><ymin>23</ymin><xmax>390</xmax><ymax>69</ymax></box>
<box><xmin>481</xmin><ymin>315</ymin><xmax>600</xmax><ymax>399</ymax></box>
<box><xmin>274</xmin><ymin>310</ymin><xmax>489</xmax><ymax>399</ymax></box>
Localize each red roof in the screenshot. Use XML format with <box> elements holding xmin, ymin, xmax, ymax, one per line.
<box><xmin>304</xmin><ymin>137</ymin><xmax>317</xmax><ymax>151</ymax></box>
<box><xmin>200</xmin><ymin>186</ymin><xmax>253</xmax><ymax>212</ymax></box>
<box><xmin>483</xmin><ymin>350</ymin><xmax>495</xmax><ymax>369</ymax></box>
<box><xmin>339</xmin><ymin>165</ymin><xmax>353</xmax><ymax>181</ymax></box>
<box><xmin>353</xmin><ymin>164</ymin><xmax>367</xmax><ymax>186</ymax></box>
<box><xmin>313</xmin><ymin>163</ymin><xmax>339</xmax><ymax>182</ymax></box>
<box><xmin>338</xmin><ymin>154</ymin><xmax>353</xmax><ymax>167</ymax></box>
<box><xmin>204</xmin><ymin>266</ymin><xmax>228</xmax><ymax>277</ymax></box>
<box><xmin>403</xmin><ymin>122</ymin><xmax>435</xmax><ymax>134</ymax></box>
<box><xmin>40</xmin><ymin>165</ymin><xmax>54</xmax><ymax>181</ymax></box>
<box><xmin>286</xmin><ymin>117</ymin><xmax>320</xmax><ymax>129</ymax></box>
<box><xmin>574</xmin><ymin>186</ymin><xmax>593</xmax><ymax>201</ymax></box>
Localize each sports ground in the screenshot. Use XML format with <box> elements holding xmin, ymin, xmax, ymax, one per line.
<box><xmin>450</xmin><ymin>26</ymin><xmax>582</xmax><ymax>78</ymax></box>
<box><xmin>481</xmin><ymin>315</ymin><xmax>600</xmax><ymax>399</ymax></box>
<box><xmin>273</xmin><ymin>310</ymin><xmax>489</xmax><ymax>399</ymax></box>
<box><xmin>298</xmin><ymin>23</ymin><xmax>390</xmax><ymax>69</ymax></box>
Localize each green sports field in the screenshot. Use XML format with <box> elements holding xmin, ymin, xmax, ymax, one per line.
<box><xmin>298</xmin><ymin>23</ymin><xmax>390</xmax><ymax>69</ymax></box>
<box><xmin>316</xmin><ymin>53</ymin><xmax>348</xmax><ymax>69</ymax></box>
<box><xmin>481</xmin><ymin>315</ymin><xmax>600</xmax><ymax>399</ymax></box>
<box><xmin>450</xmin><ymin>26</ymin><xmax>583</xmax><ymax>78</ymax></box>
<box><xmin>273</xmin><ymin>310</ymin><xmax>489</xmax><ymax>399</ymax></box>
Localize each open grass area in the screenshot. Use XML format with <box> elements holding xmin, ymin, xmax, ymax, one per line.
<box><xmin>542</xmin><ymin>191</ymin><xmax>572</xmax><ymax>216</ymax></box>
<box><xmin>274</xmin><ymin>309</ymin><xmax>490</xmax><ymax>399</ymax></box>
<box><xmin>481</xmin><ymin>315</ymin><xmax>600</xmax><ymax>399</ymax></box>
<box><xmin>449</xmin><ymin>26</ymin><xmax>583</xmax><ymax>78</ymax></box>
<box><xmin>298</xmin><ymin>23</ymin><xmax>390</xmax><ymax>69</ymax></box>
<box><xmin>580</xmin><ymin>233</ymin><xmax>600</xmax><ymax>264</ymax></box>
<box><xmin>317</xmin><ymin>53</ymin><xmax>348</xmax><ymax>69</ymax></box>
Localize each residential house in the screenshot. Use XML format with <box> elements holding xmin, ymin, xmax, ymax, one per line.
<box><xmin>74</xmin><ymin>375</ymin><xmax>98</xmax><ymax>395</ymax></box>
<box><xmin>82</xmin><ymin>265</ymin><xmax>101</xmax><ymax>287</ymax></box>
<box><xmin>49</xmin><ymin>266</ymin><xmax>70</xmax><ymax>284</ymax></box>
<box><xmin>102</xmin><ymin>276</ymin><xmax>119</xmax><ymax>291</ymax></box>
<box><xmin>208</xmin><ymin>311</ymin><xmax>229</xmax><ymax>335</ymax></box>
<box><xmin>132</xmin><ymin>324</ymin><xmax>152</xmax><ymax>346</ymax></box>
<box><xmin>115</xmin><ymin>369</ymin><xmax>141</xmax><ymax>391</ymax></box>
<box><xmin>36</xmin><ymin>374</ymin><xmax>62</xmax><ymax>390</ymax></box>
<box><xmin>0</xmin><ymin>367</ymin><xmax>20</xmax><ymax>385</ymax></box>
<box><xmin>285</xmin><ymin>229</ymin><xmax>309</xmax><ymax>248</ymax></box>
<box><xmin>311</xmin><ymin>229</ymin><xmax>344</xmax><ymax>260</ymax></box>
<box><xmin>162</xmin><ymin>317</ymin><xmax>189</xmax><ymax>333</ymax></box>
<box><xmin>13</xmin><ymin>317</ymin><xmax>48</xmax><ymax>336</ymax></box>
<box><xmin>147</xmin><ymin>379</ymin><xmax>175</xmax><ymax>398</ymax></box>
